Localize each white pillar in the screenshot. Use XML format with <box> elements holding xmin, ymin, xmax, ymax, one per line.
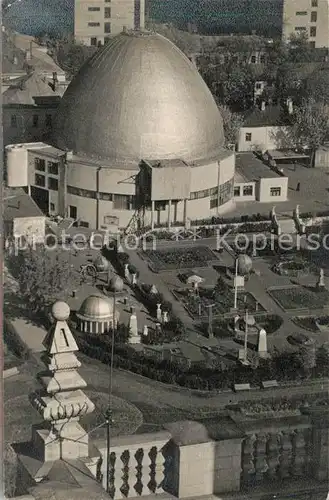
<box><xmin>168</xmin><ymin>199</ymin><xmax>172</xmax><ymax>229</ymax></box>
<box><xmin>151</xmin><ymin>200</ymin><xmax>155</xmax><ymax>230</ymax></box>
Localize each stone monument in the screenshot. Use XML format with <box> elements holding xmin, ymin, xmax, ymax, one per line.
<box><xmin>156</xmin><ymin>303</ymin><xmax>162</xmax><ymax>321</ymax></box>
<box><xmin>128</xmin><ymin>308</ymin><xmax>140</xmax><ymax>344</ymax></box>
<box><xmin>257</xmin><ymin>328</ymin><xmax>268</xmax><ymax>358</ymax></box>
<box><xmin>162</xmin><ymin>311</ymin><xmax>169</xmax><ymax>323</ymax></box>
<box><xmin>124</xmin><ymin>263</ymin><xmax>130</xmax><ymax>282</ymax></box>
<box><xmin>29</xmin><ymin>301</ymin><xmax>95</xmax><ymax>466</ymax></box>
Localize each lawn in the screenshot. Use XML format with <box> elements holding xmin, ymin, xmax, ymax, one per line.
<box><xmin>269</xmin><ymin>286</ymin><xmax>329</xmax><ymax>311</ymax></box>
<box><xmin>143</xmin><ymin>246</ymin><xmax>218</xmax><ymax>271</ymax></box>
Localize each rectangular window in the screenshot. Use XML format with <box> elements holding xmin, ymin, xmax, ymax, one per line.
<box><xmin>270</xmin><ymin>187</ymin><xmax>281</xmax><ymax>197</ymax></box>
<box><xmin>11</xmin><ymin>115</ymin><xmax>17</xmax><ymax>128</ymax></box>
<box><xmin>296</xmin><ymin>11</ymin><xmax>307</xmax><ymax>15</ymax></box>
<box><xmin>155</xmin><ymin>201</ymin><xmax>166</xmax><ymax>211</ymax></box>
<box><xmin>67</xmin><ymin>185</ymin><xmax>96</xmax><ymax>198</ymax></box>
<box><xmin>35</xmin><ymin>174</ymin><xmax>45</xmax><ymax>187</ymax></box>
<box><xmin>104</xmin><ymin>215</ymin><xmax>119</xmax><ymax>225</ymax></box>
<box><xmin>88</xmin><ymin>6</ymin><xmax>100</xmax><ymax>11</ymax></box>
<box><xmin>104</xmin><ymin>22</ymin><xmax>111</xmax><ymax>33</ymax></box>
<box><xmin>45</xmin><ymin>114</ymin><xmax>52</xmax><ymax>127</ymax></box>
<box><xmin>260</xmin><ymin>55</ymin><xmax>266</xmax><ymax>64</ymax></box>
<box><xmin>69</xmin><ymin>205</ymin><xmax>77</xmax><ymax>219</ymax></box>
<box><xmin>295</xmin><ymin>26</ymin><xmax>307</xmax><ymax>31</ymax></box>
<box><xmin>251</xmin><ymin>55</ymin><xmax>256</xmax><ymax>64</ymax></box>
<box><xmin>243</xmin><ymin>185</ymin><xmax>253</xmax><ymax>196</ymax></box>
<box><xmin>99</xmin><ymin>192</ymin><xmax>113</xmax><ymax>201</ymax></box>
<box><xmin>113</xmin><ymin>194</ymin><xmax>134</xmax><ymax>210</ymax></box>
<box><xmin>234</xmin><ymin>186</ymin><xmax>241</xmax><ymax>197</ymax></box>
<box><xmin>32</xmin><ymin>115</ymin><xmax>39</xmax><ymax>127</ymax></box>
<box><xmin>210</xmin><ymin>198</ymin><xmax>218</xmax><ymax>209</ymax></box>
<box><xmin>105</xmin><ymin>0</ymin><xmax>111</xmax><ymax>2</ymax></box>
<box><xmin>91</xmin><ymin>37</ymin><xmax>97</xmax><ymax>46</ymax></box>
<box><xmin>88</xmin><ymin>22</ymin><xmax>100</xmax><ymax>27</ymax></box>
<box><xmin>310</xmin><ymin>41</ymin><xmax>316</xmax><ymax>48</ymax></box>
<box><xmin>104</xmin><ymin>6</ymin><xmax>111</xmax><ymax>18</ymax></box>
<box><xmin>50</xmin><ymin>202</ymin><xmax>55</xmax><ymax>212</ymax></box>
<box><xmin>47</xmin><ymin>161</ymin><xmax>59</xmax><ymax>175</ymax></box>
<box><xmin>35</xmin><ymin>158</ymin><xmax>46</xmax><ymax>172</ymax></box>
<box><xmin>312</xmin><ymin>0</ymin><xmax>318</xmax><ymax>7</ymax></box>
<box><xmin>79</xmin><ymin>221</ymin><xmax>89</xmax><ymax>228</ymax></box>
<box><xmin>310</xmin><ymin>26</ymin><xmax>317</xmax><ymax>37</ymax></box>
<box><xmin>48</xmin><ymin>177</ymin><xmax>58</xmax><ymax>191</ymax></box>
<box><xmin>311</xmin><ymin>11</ymin><xmax>317</xmax><ymax>22</ymax></box>
<box><xmin>245</xmin><ymin>132</ymin><xmax>252</xmax><ymax>142</ymax></box>
<box><xmin>255</xmin><ymin>82</ymin><xmax>262</xmax><ymax>90</ymax></box>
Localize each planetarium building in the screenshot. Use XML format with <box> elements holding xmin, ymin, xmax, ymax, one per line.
<box><xmin>5</xmin><ymin>31</ymin><xmax>236</xmax><ymax>231</ymax></box>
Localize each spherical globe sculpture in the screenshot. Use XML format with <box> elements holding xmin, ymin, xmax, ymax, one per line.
<box><xmin>110</xmin><ymin>276</ymin><xmax>124</xmax><ymax>292</ymax></box>
<box><xmin>237</xmin><ymin>254</ymin><xmax>253</xmax><ymax>276</ymax></box>
<box><xmin>52</xmin><ymin>301</ymin><xmax>70</xmax><ymax>321</ymax></box>
<box><xmin>94</xmin><ymin>255</ymin><xmax>109</xmax><ymax>272</ymax></box>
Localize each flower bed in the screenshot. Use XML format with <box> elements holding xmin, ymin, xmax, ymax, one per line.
<box><xmin>272</xmin><ymin>259</ymin><xmax>311</xmax><ymax>277</ymax></box>
<box><xmin>231</xmin><ymin>239</ymin><xmax>301</xmax><ymax>258</ymax></box>
<box><xmin>174</xmin><ymin>285</ymin><xmax>264</xmax><ymax>319</ymax></box>
<box><xmin>143</xmin><ymin>246</ymin><xmax>218</xmax><ymax>271</ymax></box>
<box><xmin>269</xmin><ymin>286</ymin><xmax>329</xmax><ymax>311</ymax></box>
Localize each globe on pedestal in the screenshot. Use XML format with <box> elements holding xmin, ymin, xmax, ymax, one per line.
<box><xmin>52</xmin><ymin>301</ymin><xmax>70</xmax><ymax>321</ymax></box>
<box><xmin>237</xmin><ymin>254</ymin><xmax>253</xmax><ymax>275</ymax></box>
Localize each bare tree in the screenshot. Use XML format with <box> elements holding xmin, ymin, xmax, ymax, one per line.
<box><xmin>217</xmin><ymin>104</ymin><xmax>244</xmax><ymax>148</ymax></box>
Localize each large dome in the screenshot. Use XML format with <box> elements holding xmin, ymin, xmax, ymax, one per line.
<box><xmin>53</xmin><ymin>31</ymin><xmax>224</xmax><ymax>162</ymax></box>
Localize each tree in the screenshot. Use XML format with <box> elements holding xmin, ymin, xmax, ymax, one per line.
<box><xmin>287</xmin><ymin>98</ymin><xmax>329</xmax><ymax>165</ymax></box>
<box><xmin>221</xmin><ymin>66</ymin><xmax>255</xmax><ymax>111</ymax></box>
<box><xmin>217</xmin><ymin>104</ymin><xmax>243</xmax><ymax>148</ymax></box>
<box><xmin>7</xmin><ymin>245</ymin><xmax>80</xmax><ymax>316</ymax></box>
<box><xmin>304</xmin><ymin>66</ymin><xmax>329</xmax><ymax>104</ymax></box>
<box><xmin>287</xmin><ymin>32</ymin><xmax>316</xmax><ymax>64</ymax></box>
<box><xmin>296</xmin><ymin>345</ymin><xmax>316</xmax><ymax>377</ymax></box>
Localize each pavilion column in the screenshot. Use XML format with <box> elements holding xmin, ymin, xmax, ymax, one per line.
<box><xmin>151</xmin><ymin>200</ymin><xmax>155</xmax><ymax>230</ymax></box>
<box><xmin>168</xmin><ymin>199</ymin><xmax>172</xmax><ymax>229</ymax></box>
<box><xmin>183</xmin><ymin>199</ymin><xmax>188</xmax><ymax>227</ymax></box>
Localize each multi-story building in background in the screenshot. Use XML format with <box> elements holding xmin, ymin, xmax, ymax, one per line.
<box><xmin>74</xmin><ymin>0</ymin><xmax>145</xmax><ymax>45</ymax></box>
<box><xmin>282</xmin><ymin>0</ymin><xmax>329</xmax><ymax>48</ymax></box>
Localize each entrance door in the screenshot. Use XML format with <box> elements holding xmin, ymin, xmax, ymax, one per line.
<box><xmin>30</xmin><ymin>186</ymin><xmax>49</xmax><ymax>214</ymax></box>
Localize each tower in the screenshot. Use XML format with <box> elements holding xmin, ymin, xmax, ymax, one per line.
<box><xmin>30</xmin><ymin>301</ymin><xmax>95</xmax><ymax>464</ymax></box>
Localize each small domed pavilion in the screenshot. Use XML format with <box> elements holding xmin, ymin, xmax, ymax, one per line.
<box><xmin>76</xmin><ymin>294</ymin><xmax>120</xmax><ymax>334</ymax></box>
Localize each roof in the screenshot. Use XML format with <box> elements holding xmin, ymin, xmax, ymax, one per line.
<box><xmin>53</xmin><ymin>31</ymin><xmax>225</xmax><ymax>163</ymax></box>
<box><xmin>235</xmin><ymin>152</ymin><xmax>282</xmax><ymax>181</ymax></box>
<box><xmin>27</xmin><ymin>144</ymin><xmax>65</xmax><ymax>158</ymax></box>
<box><xmin>3</xmin><ymin>194</ymin><xmax>44</xmax><ymax>221</ymax></box>
<box><xmin>243</xmin><ymin>106</ymin><xmax>290</xmax><ymax>128</ymax></box>
<box><xmin>2</xmin><ymin>71</ymin><xmax>63</xmax><ymax>105</ymax></box>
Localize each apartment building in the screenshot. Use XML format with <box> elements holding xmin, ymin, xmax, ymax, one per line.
<box><xmin>282</xmin><ymin>0</ymin><xmax>329</xmax><ymax>48</ymax></box>
<box><xmin>74</xmin><ymin>0</ymin><xmax>145</xmax><ymax>45</ymax></box>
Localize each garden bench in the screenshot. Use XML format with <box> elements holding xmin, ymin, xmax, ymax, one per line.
<box><xmin>234</xmin><ymin>383</ymin><xmax>251</xmax><ymax>392</ymax></box>
<box><xmin>262</xmin><ymin>380</ymin><xmax>279</xmax><ymax>389</ymax></box>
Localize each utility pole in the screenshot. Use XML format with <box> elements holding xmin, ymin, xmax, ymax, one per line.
<box><xmin>244</xmin><ymin>308</ymin><xmax>249</xmax><ymax>364</ymax></box>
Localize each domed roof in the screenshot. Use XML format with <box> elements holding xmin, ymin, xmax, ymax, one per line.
<box><xmin>53</xmin><ymin>31</ymin><xmax>224</xmax><ymax>163</ymax></box>
<box><xmin>77</xmin><ymin>295</ymin><xmax>114</xmax><ymax>320</ymax></box>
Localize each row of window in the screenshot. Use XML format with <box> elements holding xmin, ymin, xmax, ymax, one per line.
<box><xmin>88</xmin><ymin>22</ymin><xmax>112</xmax><ymax>33</ymax></box>
<box><xmin>35</xmin><ymin>174</ymin><xmax>58</xmax><ymax>191</ymax></box>
<box><xmin>88</xmin><ymin>6</ymin><xmax>111</xmax><ymax>17</ymax></box>
<box><xmin>234</xmin><ymin>185</ymin><xmax>254</xmax><ymax>197</ymax></box>
<box><xmin>67</xmin><ymin>186</ymin><xmax>136</xmax><ymax>210</ymax></box>
<box><xmin>35</xmin><ymin>158</ymin><xmax>59</xmax><ymax>175</ymax></box>
<box><xmin>296</xmin><ymin>10</ymin><xmax>317</xmax><ymax>22</ymax></box>
<box><xmin>11</xmin><ymin>114</ymin><xmax>52</xmax><ymax>128</ymax></box>
<box><xmin>295</xmin><ymin>26</ymin><xmax>317</xmax><ymax>37</ymax></box>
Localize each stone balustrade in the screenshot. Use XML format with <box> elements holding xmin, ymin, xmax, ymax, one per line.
<box><xmin>95</xmin><ymin>431</ymin><xmax>171</xmax><ymax>499</ymax></box>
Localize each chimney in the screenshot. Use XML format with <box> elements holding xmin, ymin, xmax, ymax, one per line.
<box><xmin>261</xmin><ymin>101</ymin><xmax>266</xmax><ymax>111</ymax></box>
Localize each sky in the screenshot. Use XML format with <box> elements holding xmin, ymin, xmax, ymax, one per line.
<box><xmin>2</xmin><ymin>0</ymin><xmax>283</xmax><ymax>38</ymax></box>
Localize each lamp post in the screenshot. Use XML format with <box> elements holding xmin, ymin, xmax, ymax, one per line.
<box><xmin>244</xmin><ymin>308</ymin><xmax>249</xmax><ymax>364</ymax></box>
<box><xmin>106</xmin><ymin>276</ymin><xmax>123</xmax><ymax>493</ymax></box>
